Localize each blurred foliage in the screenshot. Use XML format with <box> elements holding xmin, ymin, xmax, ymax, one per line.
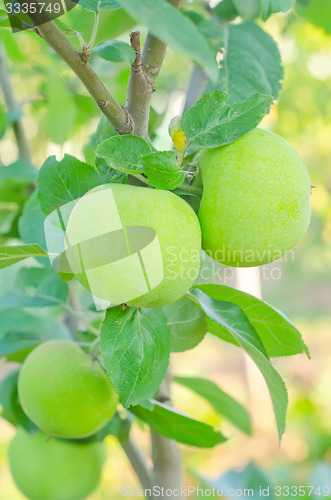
<box><xmin>0</xmin><ymin>0</ymin><xmax>331</xmax><ymax>498</ymax></box>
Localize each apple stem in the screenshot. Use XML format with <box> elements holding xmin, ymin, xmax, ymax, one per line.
<box><xmin>179</xmin><ymin>183</ymin><xmax>203</xmax><ymax>196</ymax></box>
<box><xmin>87</xmin><ymin>2</ymin><xmax>101</xmax><ymax>51</ymax></box>
<box><xmin>134</xmin><ymin>174</ymin><xmax>153</xmax><ymax>187</ymax></box>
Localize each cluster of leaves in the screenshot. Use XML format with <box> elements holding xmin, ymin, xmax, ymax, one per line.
<box><xmin>0</xmin><ymin>0</ymin><xmax>310</xmax><ymax>450</ymax></box>
<box><xmin>95</xmin><ymin>91</ymin><xmax>273</xmax><ymax>190</ymax></box>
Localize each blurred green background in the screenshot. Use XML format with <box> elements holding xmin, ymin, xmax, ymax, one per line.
<box><xmin>0</xmin><ymin>0</ymin><xmax>331</xmax><ymax>498</ymax></box>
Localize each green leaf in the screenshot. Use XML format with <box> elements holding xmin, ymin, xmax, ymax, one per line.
<box><xmin>208</xmin><ymin>22</ymin><xmax>283</xmax><ymax>104</ymax></box>
<box><xmin>142</xmin><ymin>151</ymin><xmax>185</xmax><ymax>190</ymax></box>
<box><xmin>130</xmin><ymin>400</ymin><xmax>226</xmax><ymax>448</ymax></box>
<box><xmin>93</xmin><ymin>40</ymin><xmax>135</xmax><ymax>64</ymax></box>
<box><xmin>96</xmin><ymin>115</ymin><xmax>118</xmax><ymax>144</ymax></box>
<box><xmin>0</xmin><ymin>11</ymin><xmax>13</xmax><ymax>28</ymax></box>
<box><xmin>0</xmin><ymin>267</ymin><xmax>68</xmax><ymax>308</ymax></box>
<box><xmin>189</xmin><ymin>288</ymin><xmax>288</xmax><ymax>441</ymax></box>
<box><xmin>0</xmin><ymin>161</ymin><xmax>37</xmax><ymax>238</ymax></box>
<box><xmin>174</xmin><ymin>376</ymin><xmax>252</xmax><ymax>435</ymax></box>
<box><xmin>195</xmin><ymin>18</ymin><xmax>226</xmax><ymax>57</ymax></box>
<box><xmin>191</xmin><ymin>289</ymin><xmax>268</xmax><ymax>356</ymax></box>
<box><xmin>0</xmin><ymin>244</ymin><xmax>48</xmax><ymax>270</ymax></box>
<box><xmin>94</xmin><ymin>122</ymin><xmax>126</xmax><ymax>182</ymax></box>
<box><xmin>37</xmin><ymin>154</ymin><xmax>112</xmax><ymax>216</ymax></box>
<box><xmin>164</xmin><ymin>296</ymin><xmax>207</xmax><ymax>353</ymax></box>
<box><xmin>214</xmin><ymin>0</ymin><xmax>238</xmax><ymax>21</ymax></box>
<box><xmin>18</xmin><ymin>192</ymin><xmax>47</xmax><ymax>252</ymax></box>
<box><xmin>0</xmin><ymin>8</ymin><xmax>8</xmax><ymax>20</ymax></box>
<box><xmin>116</xmin><ymin>0</ymin><xmax>218</xmax><ymax>82</ymax></box>
<box><xmin>0</xmin><ymin>308</ymin><xmax>71</xmax><ymax>358</ymax></box>
<box><xmin>0</xmin><ymin>160</ymin><xmax>37</xmax><ymax>184</ymax></box>
<box><xmin>44</xmin><ymin>71</ymin><xmax>76</xmax><ymax>144</ymax></box>
<box><xmin>260</xmin><ymin>0</ymin><xmax>295</xmax><ymax>21</ymax></box>
<box><xmin>95</xmin><ymin>135</ymin><xmax>152</xmax><ymax>174</ymax></box>
<box><xmin>214</xmin><ymin>0</ymin><xmax>265</xmax><ymax>22</ymax></box>
<box><xmin>100</xmin><ymin>307</ymin><xmax>170</xmax><ymax>408</ymax></box>
<box><xmin>77</xmin><ymin>0</ymin><xmax>120</xmax><ymax>12</ymax></box>
<box><xmin>182</xmin><ymin>91</ymin><xmax>273</xmax><ymax>148</ymax></box>
<box><xmin>233</xmin><ymin>0</ymin><xmax>260</xmax><ymax>19</ymax></box>
<box><xmin>53</xmin><ymin>19</ymin><xmax>85</xmax><ymax>42</ymax></box>
<box><xmin>0</xmin><ymin>369</ymin><xmax>36</xmax><ymax>431</ymax></box>
<box><xmin>196</xmin><ymin>285</ymin><xmax>309</xmax><ymax>358</ymax></box>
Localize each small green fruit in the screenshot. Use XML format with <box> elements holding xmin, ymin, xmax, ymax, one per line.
<box><xmin>65</xmin><ymin>183</ymin><xmax>201</xmax><ymax>308</ymax></box>
<box><xmin>18</xmin><ymin>339</ymin><xmax>118</xmax><ymax>439</ymax></box>
<box><xmin>9</xmin><ymin>428</ymin><xmax>105</xmax><ymax>500</ymax></box>
<box><xmin>198</xmin><ymin>128</ymin><xmax>311</xmax><ymax>267</ymax></box>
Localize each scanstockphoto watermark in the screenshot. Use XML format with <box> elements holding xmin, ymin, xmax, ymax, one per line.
<box><xmin>121</xmin><ymin>486</ymin><xmax>257</xmax><ymax>498</ymax></box>
<box><xmin>121</xmin><ymin>485</ymin><xmax>331</xmax><ymax>498</ymax></box>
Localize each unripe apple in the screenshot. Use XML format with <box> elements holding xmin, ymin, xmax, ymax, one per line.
<box><xmin>18</xmin><ymin>339</ymin><xmax>118</xmax><ymax>439</ymax></box>
<box><xmin>64</xmin><ymin>183</ymin><xmax>201</xmax><ymax>308</ymax></box>
<box><xmin>9</xmin><ymin>428</ymin><xmax>105</xmax><ymax>500</ymax></box>
<box><xmin>198</xmin><ymin>128</ymin><xmax>311</xmax><ymax>267</ymax></box>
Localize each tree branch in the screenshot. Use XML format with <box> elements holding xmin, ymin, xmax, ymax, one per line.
<box><xmin>121</xmin><ymin>436</ymin><xmax>155</xmax><ymax>499</ymax></box>
<box><xmin>28</xmin><ymin>16</ymin><xmax>132</xmax><ymax>135</ymax></box>
<box><xmin>126</xmin><ymin>0</ymin><xmax>182</xmax><ymax>139</ymax></box>
<box><xmin>151</xmin><ymin>370</ymin><xmax>182</xmax><ymax>499</ymax></box>
<box><xmin>0</xmin><ymin>45</ymin><xmax>31</xmax><ymax>162</ymax></box>
<box><xmin>126</xmin><ymin>31</ymin><xmax>153</xmax><ymax>140</ymax></box>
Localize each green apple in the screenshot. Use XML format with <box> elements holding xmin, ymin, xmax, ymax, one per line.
<box><xmin>198</xmin><ymin>128</ymin><xmax>311</xmax><ymax>267</ymax></box>
<box><xmin>9</xmin><ymin>428</ymin><xmax>105</xmax><ymax>500</ymax></box>
<box><xmin>64</xmin><ymin>183</ymin><xmax>201</xmax><ymax>308</ymax></box>
<box><xmin>18</xmin><ymin>339</ymin><xmax>118</xmax><ymax>439</ymax></box>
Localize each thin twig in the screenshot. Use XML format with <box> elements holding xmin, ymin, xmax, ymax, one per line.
<box><xmin>27</xmin><ymin>14</ymin><xmax>132</xmax><ymax>134</ymax></box>
<box><xmin>87</xmin><ymin>3</ymin><xmax>101</xmax><ymax>50</ymax></box>
<box><xmin>0</xmin><ymin>44</ymin><xmax>31</xmax><ymax>162</ymax></box>
<box><xmin>121</xmin><ymin>436</ymin><xmax>155</xmax><ymax>499</ymax></box>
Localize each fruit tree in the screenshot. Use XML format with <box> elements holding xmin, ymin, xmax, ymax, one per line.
<box><xmin>0</xmin><ymin>0</ymin><xmax>319</xmax><ymax>499</ymax></box>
